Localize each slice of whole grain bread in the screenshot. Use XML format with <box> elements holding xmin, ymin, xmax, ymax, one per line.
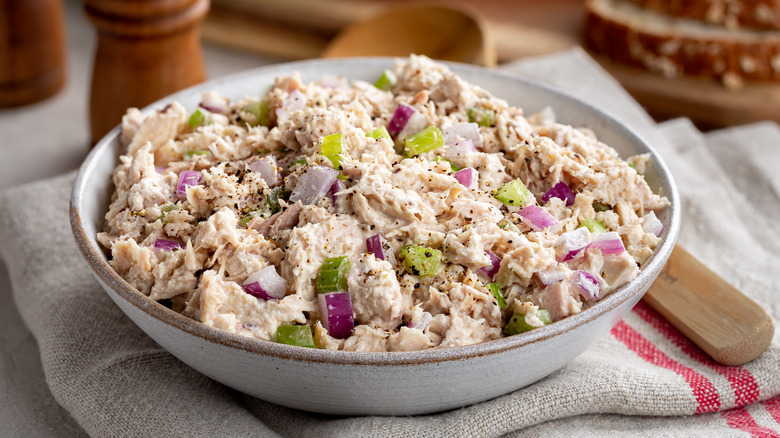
<box><xmin>622</xmin><ymin>0</ymin><xmax>780</xmax><ymax>30</ymax></box>
<box><xmin>585</xmin><ymin>0</ymin><xmax>780</xmax><ymax>88</ymax></box>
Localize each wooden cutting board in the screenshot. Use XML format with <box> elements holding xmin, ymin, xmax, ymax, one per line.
<box><xmin>595</xmin><ymin>57</ymin><xmax>780</xmax><ymax>128</ymax></box>
<box><xmin>202</xmin><ymin>0</ymin><xmax>780</xmax><ymax>128</ymax></box>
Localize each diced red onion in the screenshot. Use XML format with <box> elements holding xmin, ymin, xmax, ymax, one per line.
<box><xmin>242</xmin><ymin>265</ymin><xmax>287</xmax><ymax>300</ymax></box>
<box><xmin>481</xmin><ymin>250</ymin><xmax>501</xmax><ymax>279</ymax></box>
<box><xmin>642</xmin><ymin>211</ymin><xmax>664</xmax><ymax>237</ymax></box>
<box><xmin>177</xmin><ymin>170</ymin><xmax>202</xmax><ymax>199</ymax></box>
<box><xmin>276</xmin><ymin>89</ymin><xmax>306</xmax><ymax>124</ymax></box>
<box><xmin>318</xmin><ymin>292</ymin><xmax>355</xmax><ymax>339</ymax></box>
<box><xmin>555</xmin><ymin>227</ymin><xmax>591</xmax><ymax>262</ymax></box>
<box><xmin>318</xmin><ymin>74</ymin><xmax>346</xmax><ymax>89</ymax></box>
<box><xmin>518</xmin><ymin>205</ymin><xmax>559</xmax><ymax>231</ymax></box>
<box><xmin>387</xmin><ymin>103</ymin><xmax>416</xmax><ymax>138</ymax></box>
<box><xmin>541</xmin><ymin>182</ymin><xmax>576</xmax><ymax>206</ymax></box>
<box><xmin>454</xmin><ymin>167</ymin><xmax>477</xmax><ymax>189</ymax></box>
<box><xmin>398</xmin><ymin>111</ymin><xmax>428</xmax><ymax>140</ymax></box>
<box><xmin>328</xmin><ymin>179</ymin><xmax>346</xmax><ymax>203</ymax></box>
<box><xmin>590</xmin><ymin>231</ymin><xmax>625</xmax><ymax>254</ymax></box>
<box><xmin>408</xmin><ymin>311</ymin><xmax>433</xmax><ymax>331</ymax></box>
<box><xmin>155</xmin><ymin>166</ymin><xmax>167</xmax><ymax>174</ymax></box>
<box><xmin>154</xmin><ymin>238</ymin><xmax>184</xmax><ymax>251</ymax></box>
<box><xmin>289</xmin><ymin>166</ymin><xmax>338</xmax><ymax>205</ymax></box>
<box><xmin>199</xmin><ymin>91</ymin><xmax>229</xmax><ymax>114</ymax></box>
<box><xmin>445</xmin><ymin>139</ymin><xmax>477</xmax><ymax>162</ymax></box>
<box><xmin>249</xmin><ymin>155</ymin><xmax>279</xmax><ymax>187</ymax></box>
<box><xmin>537</xmin><ymin>266</ymin><xmax>566</xmax><ymax>286</ymax></box>
<box><xmin>443</xmin><ymin>122</ymin><xmax>482</xmax><ymax>147</ymax></box>
<box><xmin>573</xmin><ymin>270</ymin><xmax>600</xmax><ymax>301</ymax></box>
<box><xmin>366</xmin><ymin>233</ymin><xmax>390</xmax><ymax>261</ymax></box>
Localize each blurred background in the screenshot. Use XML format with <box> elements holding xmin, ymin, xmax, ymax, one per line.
<box><xmin>3</xmin><ymin>0</ymin><xmax>780</xmax><ymax>188</ymax></box>
<box><xmin>3</xmin><ymin>0</ymin><xmax>779</xmax><ymax>191</ymax></box>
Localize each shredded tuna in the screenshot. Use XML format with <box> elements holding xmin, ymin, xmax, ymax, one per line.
<box><xmin>100</xmin><ymin>55</ymin><xmax>668</xmax><ymax>351</ymax></box>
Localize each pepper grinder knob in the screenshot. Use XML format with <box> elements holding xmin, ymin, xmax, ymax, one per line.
<box><xmin>84</xmin><ymin>0</ymin><xmax>210</xmax><ymax>144</ymax></box>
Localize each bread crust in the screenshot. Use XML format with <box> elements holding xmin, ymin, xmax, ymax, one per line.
<box><xmin>623</xmin><ymin>0</ymin><xmax>780</xmax><ymax>30</ymax></box>
<box><xmin>585</xmin><ymin>0</ymin><xmax>780</xmax><ymax>87</ymax></box>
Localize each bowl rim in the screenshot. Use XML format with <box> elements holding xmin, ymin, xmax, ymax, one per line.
<box><xmin>70</xmin><ymin>56</ymin><xmax>681</xmax><ymax>366</ymax></box>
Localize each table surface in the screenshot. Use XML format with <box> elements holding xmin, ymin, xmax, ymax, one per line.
<box><xmin>0</xmin><ymin>0</ymin><xmax>279</xmax><ymax>434</ymax></box>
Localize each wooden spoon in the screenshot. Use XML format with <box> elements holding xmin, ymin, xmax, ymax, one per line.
<box><xmin>643</xmin><ymin>246</ymin><xmax>774</xmax><ymax>366</ymax></box>
<box><xmin>322</xmin><ymin>4</ymin><xmax>774</xmax><ymax>366</ymax></box>
<box><xmin>322</xmin><ymin>3</ymin><xmax>497</xmax><ymax>67</ymax></box>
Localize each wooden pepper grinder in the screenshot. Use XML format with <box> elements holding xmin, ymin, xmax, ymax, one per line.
<box><xmin>0</xmin><ymin>0</ymin><xmax>66</xmax><ymax>107</ymax></box>
<box><xmin>84</xmin><ymin>0</ymin><xmax>210</xmax><ymax>144</ymax></box>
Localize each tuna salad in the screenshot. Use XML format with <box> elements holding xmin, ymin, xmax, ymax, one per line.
<box><xmin>98</xmin><ymin>55</ymin><xmax>668</xmax><ymax>352</ymax></box>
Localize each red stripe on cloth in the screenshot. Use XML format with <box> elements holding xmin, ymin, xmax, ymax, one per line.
<box><xmin>722</xmin><ymin>406</ymin><xmax>780</xmax><ymax>438</ymax></box>
<box><xmin>632</xmin><ymin>301</ymin><xmax>760</xmax><ymax>407</ymax></box>
<box><xmin>611</xmin><ymin>320</ymin><xmax>721</xmax><ymax>414</ymax></box>
<box><xmin>763</xmin><ymin>395</ymin><xmax>780</xmax><ymax>425</ymax></box>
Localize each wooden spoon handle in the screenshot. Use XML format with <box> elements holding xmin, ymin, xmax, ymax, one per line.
<box><xmin>643</xmin><ymin>245</ymin><xmax>774</xmax><ymax>366</ymax></box>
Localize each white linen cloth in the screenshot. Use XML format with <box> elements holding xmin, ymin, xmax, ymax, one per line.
<box><xmin>1</xmin><ymin>48</ymin><xmax>778</xmax><ymax>437</ymax></box>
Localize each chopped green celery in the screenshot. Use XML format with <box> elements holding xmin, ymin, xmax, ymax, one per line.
<box><xmin>401</xmin><ymin>245</ymin><xmax>443</xmax><ymax>277</ymax></box>
<box><xmin>503</xmin><ymin>309</ymin><xmax>552</xmax><ymax>336</ymax></box>
<box><xmin>494</xmin><ymin>178</ymin><xmax>530</xmax><ymax>207</ymax></box>
<box><xmin>185</xmin><ymin>150</ymin><xmax>211</xmax><ymax>160</ymax></box>
<box><xmin>157</xmin><ymin>203</ymin><xmax>176</xmax><ymax>222</ymax></box>
<box><xmin>290</xmin><ymin>158</ymin><xmax>307</xmax><ymax>168</ymax></box>
<box><xmin>188</xmin><ymin>109</ymin><xmax>205</xmax><ymax>129</ymax></box>
<box><xmin>374</xmin><ymin>69</ymin><xmax>397</xmax><ymax>91</ymax></box>
<box><xmin>497</xmin><ymin>219</ymin><xmax>521</xmax><ymax>233</ymax></box>
<box><xmin>241</xmin><ymin>100</ymin><xmax>271</xmax><ymax>127</ymax></box>
<box><xmin>276</xmin><ymin>324</ymin><xmax>315</xmax><ymax>348</ymax></box>
<box><xmin>592</xmin><ymin>200</ymin><xmax>611</xmax><ymax>212</ymax></box>
<box><xmin>317</xmin><ymin>256</ymin><xmax>351</xmax><ymax>293</ymax></box>
<box><xmin>321</xmin><ymin>133</ymin><xmax>345</xmax><ymax>170</ymax></box>
<box><xmin>239</xmin><ymin>205</ymin><xmax>271</xmax><ymax>227</ymax></box>
<box><xmin>238</xmin><ymin>213</ymin><xmax>254</xmax><ymax>228</ymax></box>
<box><xmin>467</xmin><ymin>106</ymin><xmax>496</xmax><ymax>127</ymax></box>
<box><xmin>368</xmin><ymin>126</ymin><xmax>392</xmax><ymax>140</ymax></box>
<box><xmin>267</xmin><ymin>186</ymin><xmax>284</xmax><ymax>214</ymax></box>
<box><xmin>579</xmin><ymin>219</ymin><xmax>607</xmax><ymax>233</ymax></box>
<box><xmin>487</xmin><ymin>282</ymin><xmax>506</xmax><ymax>308</ymax></box>
<box><xmin>404</xmin><ymin>126</ymin><xmax>445</xmax><ymax>157</ymax></box>
<box><xmin>433</xmin><ymin>156</ymin><xmax>461</xmax><ymax>172</ymax></box>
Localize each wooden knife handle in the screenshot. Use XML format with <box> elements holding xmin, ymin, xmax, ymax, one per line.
<box><xmin>643</xmin><ymin>245</ymin><xmax>775</xmax><ymax>366</ymax></box>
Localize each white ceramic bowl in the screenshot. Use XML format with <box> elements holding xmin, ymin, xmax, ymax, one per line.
<box><xmin>70</xmin><ymin>58</ymin><xmax>680</xmax><ymax>416</ymax></box>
